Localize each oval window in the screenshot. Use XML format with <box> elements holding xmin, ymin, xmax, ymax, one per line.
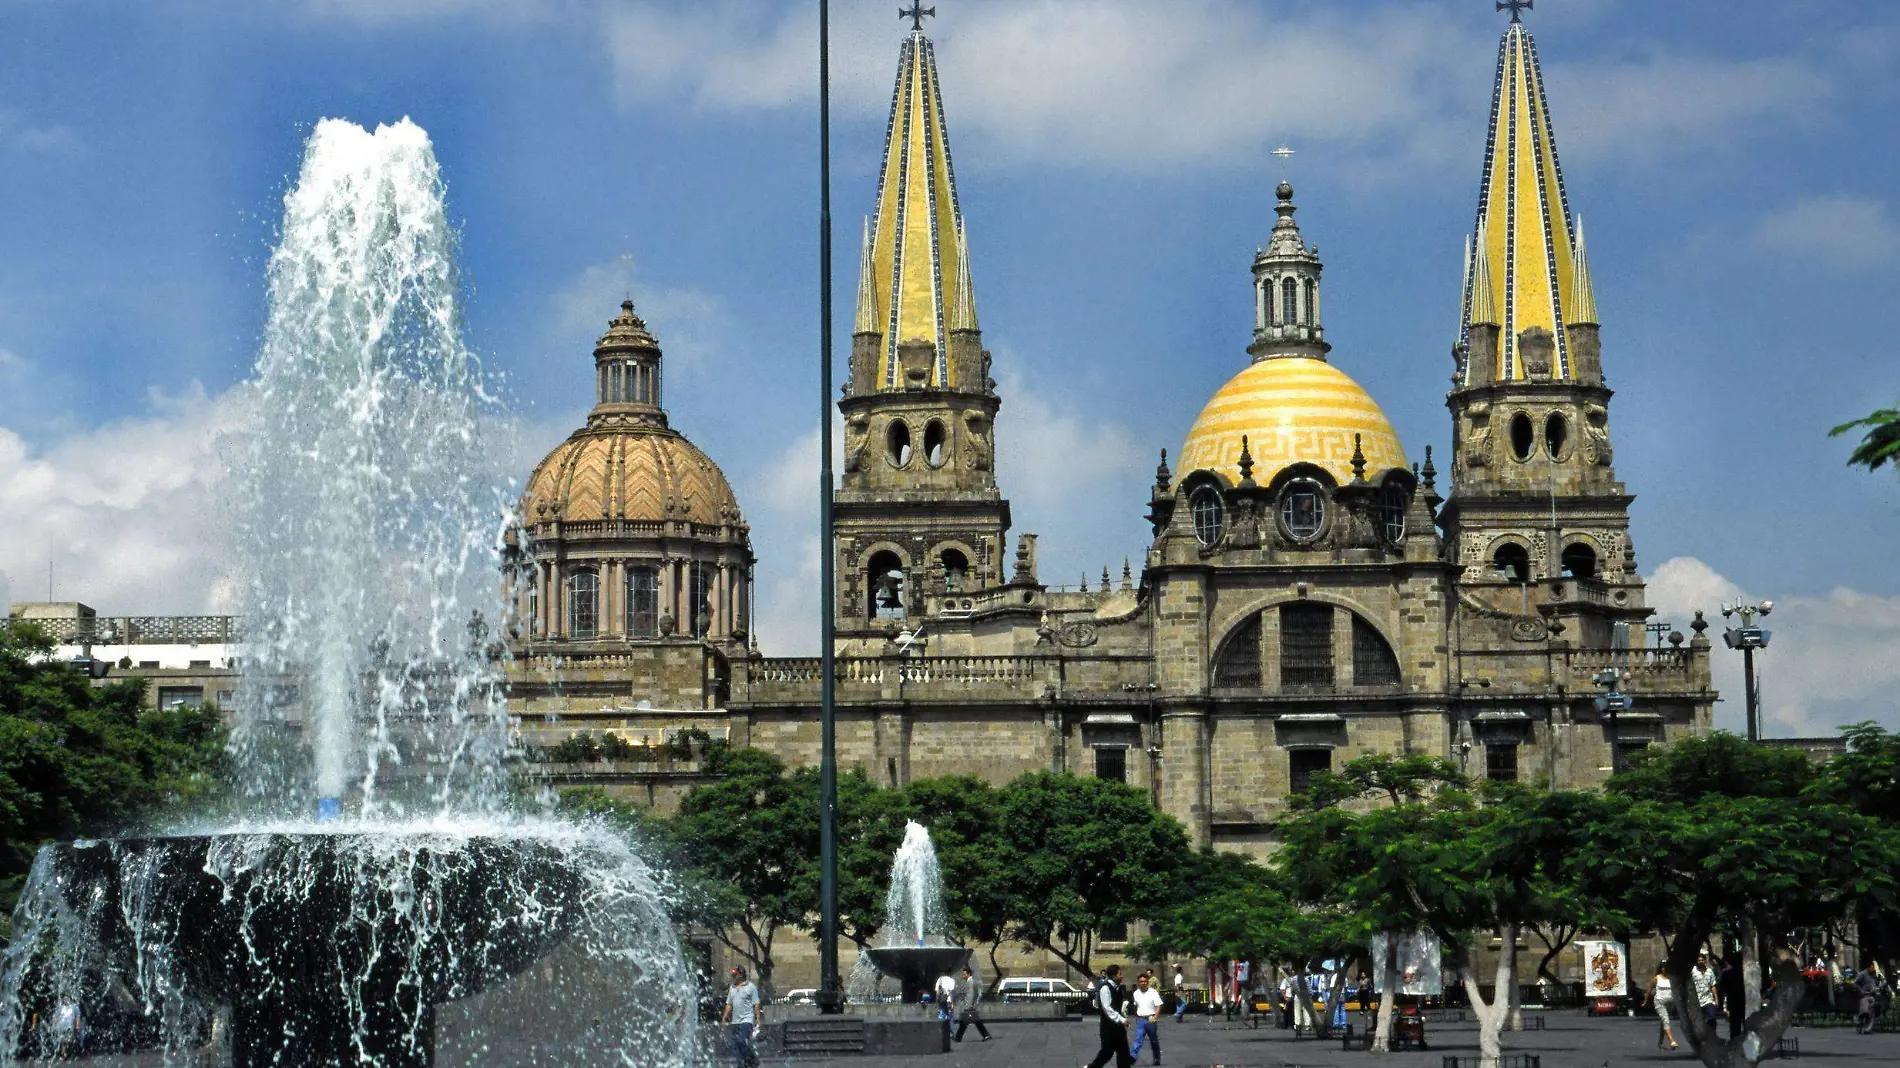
<box><xmin>923</xmin><ymin>420</ymin><xmax>947</xmax><ymax>467</ymax></box>
<box><xmin>887</xmin><ymin>420</ymin><xmax>913</xmax><ymax>467</ymax></box>
<box><xmin>1545</xmin><ymin>412</ymin><xmax>1568</xmax><ymax>460</ymax></box>
<box><xmin>1510</xmin><ymin>412</ymin><xmax>1535</xmax><ymax>461</ymax></box>
<box><xmin>1190</xmin><ymin>487</ymin><xmax>1225</xmax><ymax>546</ymax></box>
<box><xmin>1279</xmin><ymin>479</ymin><xmax>1327</xmax><ymax>541</ymax></box>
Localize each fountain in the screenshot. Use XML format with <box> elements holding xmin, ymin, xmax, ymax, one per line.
<box><xmin>0</xmin><ymin>119</ymin><xmax>696</xmax><ymax>1067</ymax></box>
<box><xmin>861</xmin><ymin>821</ymin><xmax>972</xmax><ymax>1004</ymax></box>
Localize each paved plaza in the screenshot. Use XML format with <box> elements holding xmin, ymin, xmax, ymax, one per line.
<box><xmin>756</xmin><ymin>1012</ymin><xmax>1900</xmax><ymax>1068</ymax></box>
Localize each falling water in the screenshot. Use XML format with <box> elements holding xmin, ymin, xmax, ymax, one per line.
<box><xmin>229</xmin><ymin>117</ymin><xmax>510</xmax><ymax>818</ymax></box>
<box><xmin>884</xmin><ymin>821</ymin><xmax>949</xmax><ymax>948</ymax></box>
<box><xmin>0</xmin><ymin>119</ymin><xmax>700</xmax><ymax>1067</ymax></box>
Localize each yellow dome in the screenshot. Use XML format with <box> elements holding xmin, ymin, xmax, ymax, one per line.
<box><xmin>523</xmin><ymin>426</ymin><xmax>744</xmax><ymax>530</ymax></box>
<box><xmin>1178</xmin><ymin>357</ymin><xmax>1408</xmax><ymax>487</ymax></box>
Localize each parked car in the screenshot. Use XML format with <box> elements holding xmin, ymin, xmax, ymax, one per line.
<box><xmin>994</xmin><ymin>977</ymin><xmax>1092</xmax><ymax>1014</ymax></box>
<box><xmin>781</xmin><ymin>988</ymin><xmax>818</xmax><ymax>1006</ymax></box>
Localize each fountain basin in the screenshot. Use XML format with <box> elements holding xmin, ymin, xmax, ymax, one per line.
<box><xmin>19</xmin><ymin>832</ymin><xmax>585</xmax><ymax>1067</ymax></box>
<box><xmin>861</xmin><ymin>946</ymin><xmax>974</xmax><ymax>1004</ymax></box>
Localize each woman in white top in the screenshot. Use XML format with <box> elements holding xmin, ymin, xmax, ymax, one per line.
<box><xmin>1646</xmin><ymin>964</ymin><xmax>1680</xmax><ymax>1050</ymax></box>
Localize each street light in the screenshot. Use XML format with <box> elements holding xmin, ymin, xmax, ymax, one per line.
<box><xmin>1593</xmin><ymin>667</ymin><xmax>1632</xmax><ymax>775</ymax></box>
<box><xmin>1719</xmin><ymin>600</ymin><xmax>1773</xmax><ymax>743</ymax></box>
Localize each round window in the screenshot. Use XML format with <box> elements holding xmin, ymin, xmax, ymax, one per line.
<box><xmin>1509</xmin><ymin>412</ymin><xmax>1535</xmax><ymax>461</ymax></box>
<box><xmin>1279</xmin><ymin>479</ymin><xmax>1327</xmax><ymax>541</ymax></box>
<box><xmin>1190</xmin><ymin>487</ymin><xmax>1225</xmax><ymax>546</ymax></box>
<box><xmin>1545</xmin><ymin>412</ymin><xmax>1568</xmax><ymax>460</ymax></box>
<box><xmin>886</xmin><ymin>420</ymin><xmax>913</xmax><ymax>467</ymax></box>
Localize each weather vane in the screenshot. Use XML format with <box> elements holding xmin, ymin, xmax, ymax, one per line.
<box><xmin>900</xmin><ymin>2</ymin><xmax>936</xmax><ymax>32</ymax></box>
<box><xmin>1497</xmin><ymin>0</ymin><xmax>1532</xmax><ymax>21</ymax></box>
<box><xmin>1272</xmin><ymin>144</ymin><xmax>1296</xmax><ymax>181</ymax></box>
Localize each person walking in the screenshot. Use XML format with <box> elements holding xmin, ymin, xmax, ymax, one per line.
<box><xmin>1646</xmin><ymin>964</ymin><xmax>1681</xmax><ymax>1050</ymax></box>
<box><xmin>1691</xmin><ymin>953</ymin><xmax>1720</xmax><ymax>1036</ymax></box>
<box><xmin>1855</xmin><ymin>963</ymin><xmax>1882</xmax><ymax>1034</ymax></box>
<box><xmin>1128</xmin><ymin>972</ymin><xmax>1164</xmax><ymax>1065</ymax></box>
<box><xmin>1086</xmin><ymin>964</ymin><xmax>1134</xmax><ymax>1068</ymax></box>
<box><xmin>1173</xmin><ymin>967</ymin><xmax>1189</xmax><ymax>1022</ymax></box>
<box><xmin>722</xmin><ymin>967</ymin><xmax>761</xmax><ymax>1068</ymax></box>
<box><xmin>955</xmin><ymin>966</ymin><xmax>993</xmax><ymax>1042</ymax></box>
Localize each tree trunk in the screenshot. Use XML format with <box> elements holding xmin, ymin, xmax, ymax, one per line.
<box><xmin>1372</xmin><ymin>931</ymin><xmax>1400</xmax><ymax>1053</ymax></box>
<box><xmin>1322</xmin><ymin>966</ymin><xmax>1350</xmax><ymax>1038</ymax></box>
<box><xmin>1460</xmin><ymin>923</ymin><xmax>1517</xmax><ymax>1068</ymax></box>
<box><xmin>1676</xmin><ymin>929</ymin><xmax>1807</xmax><ymax>1067</ymax></box>
<box><xmin>1293</xmin><ymin>968</ymin><xmax>1315</xmax><ymax>1031</ymax></box>
<box><xmin>1741</xmin><ymin>917</ymin><xmax>1762</xmax><ymax>1022</ymax></box>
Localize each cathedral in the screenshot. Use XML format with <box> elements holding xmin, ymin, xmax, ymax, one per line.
<box><xmin>507</xmin><ymin>9</ymin><xmax>1716</xmax><ymax>856</ymax></box>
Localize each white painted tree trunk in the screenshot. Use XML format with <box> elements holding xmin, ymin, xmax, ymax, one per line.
<box><xmin>1293</xmin><ymin>969</ymin><xmax>1315</xmax><ymax>1031</ymax></box>
<box><xmin>1461</xmin><ymin>923</ymin><xmax>1517</xmax><ymax>1068</ymax></box>
<box><xmin>1741</xmin><ymin>917</ymin><xmax>1762</xmax><ymax>1022</ymax></box>
<box><xmin>1372</xmin><ymin>932</ymin><xmax>1399</xmax><ymax>1053</ymax></box>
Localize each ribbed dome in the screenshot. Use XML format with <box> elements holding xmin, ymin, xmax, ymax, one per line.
<box><xmin>1178</xmin><ymin>356</ymin><xmax>1407</xmax><ymax>487</ymax></box>
<box><xmin>523</xmin><ymin>427</ymin><xmax>744</xmax><ymax>529</ymax></box>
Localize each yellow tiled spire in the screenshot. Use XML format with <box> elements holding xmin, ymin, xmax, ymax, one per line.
<box><xmin>1569</xmin><ymin>216</ymin><xmax>1599</xmax><ymax>326</ymax></box>
<box><xmin>857</xmin><ymin>25</ymin><xmax>973</xmax><ymax>390</ymax></box>
<box><xmin>1461</xmin><ymin>13</ymin><xmax>1590</xmax><ymax>383</ymax></box>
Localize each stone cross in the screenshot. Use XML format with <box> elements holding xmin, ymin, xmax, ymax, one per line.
<box><xmin>900</xmin><ymin>2</ymin><xmax>936</xmax><ymax>32</ymax></box>
<box><xmin>1496</xmin><ymin>0</ymin><xmax>1532</xmax><ymax>22</ymax></box>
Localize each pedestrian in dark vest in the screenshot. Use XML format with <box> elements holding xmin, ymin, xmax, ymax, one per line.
<box><xmin>1086</xmin><ymin>964</ymin><xmax>1134</xmax><ymax>1068</ymax></box>
<box><xmin>954</xmin><ymin>966</ymin><xmax>992</xmax><ymax>1041</ymax></box>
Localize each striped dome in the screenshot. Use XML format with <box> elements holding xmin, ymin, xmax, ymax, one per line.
<box><xmin>1178</xmin><ymin>357</ymin><xmax>1407</xmax><ymax>487</ymax></box>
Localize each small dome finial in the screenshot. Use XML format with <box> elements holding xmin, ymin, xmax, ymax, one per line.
<box><xmin>1350</xmin><ymin>433</ymin><xmax>1367</xmax><ymax>483</ymax></box>
<box><xmin>1237</xmin><ymin>434</ymin><xmax>1256</xmax><ymax>486</ymax></box>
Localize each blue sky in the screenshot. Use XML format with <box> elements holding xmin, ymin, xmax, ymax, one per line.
<box><xmin>1</xmin><ymin>0</ymin><xmax>1897</xmax><ymax>734</ymax></box>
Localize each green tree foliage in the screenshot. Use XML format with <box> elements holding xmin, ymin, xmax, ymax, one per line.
<box><xmin>1292</xmin><ymin>750</ymin><xmax>1465</xmax><ymax>810</ymax></box>
<box><xmin>1830</xmin><ymin>406</ymin><xmax>1900</xmax><ymax>473</ymax></box>
<box><xmin>987</xmin><ymin>770</ymin><xmax>1193</xmax><ymax>978</ymax></box>
<box><xmin>0</xmin><ymin>621</ymin><xmax>227</xmax><ymax>926</ymax></box>
<box><xmin>1593</xmin><ymin>731</ymin><xmax>1900</xmax><ymax>1068</ymax></box>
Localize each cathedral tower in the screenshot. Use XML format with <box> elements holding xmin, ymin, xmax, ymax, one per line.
<box><xmin>1442</xmin><ymin>7</ymin><xmax>1646</xmax><ymax>645</ymax></box>
<box><xmin>835</xmin><ymin>13</ymin><xmax>1011</xmax><ymax>639</ymax></box>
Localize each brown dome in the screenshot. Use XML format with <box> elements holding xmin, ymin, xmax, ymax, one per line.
<box><xmin>523</xmin><ymin>426</ymin><xmax>745</xmax><ymax>529</ymax></box>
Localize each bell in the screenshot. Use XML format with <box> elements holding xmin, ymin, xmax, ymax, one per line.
<box><xmin>875</xmin><ymin>574</ymin><xmax>904</xmax><ymax>610</ymax></box>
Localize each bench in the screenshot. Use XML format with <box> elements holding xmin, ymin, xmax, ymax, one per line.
<box><xmin>1442</xmin><ymin>1056</ymin><xmax>1541</xmax><ymax>1068</ymax></box>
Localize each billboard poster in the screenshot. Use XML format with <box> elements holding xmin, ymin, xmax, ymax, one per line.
<box><xmin>1368</xmin><ymin>931</ymin><xmax>1443</xmax><ymax>995</ymax></box>
<box><xmin>1579</xmin><ymin>940</ymin><xmax>1628</xmax><ymax>999</ymax></box>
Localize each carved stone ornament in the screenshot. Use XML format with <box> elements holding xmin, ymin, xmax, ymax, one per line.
<box><xmin>1057</xmin><ymin>621</ymin><xmax>1099</xmax><ymax>648</ymax></box>
<box><xmin>962</xmin><ymin>412</ymin><xmax>991</xmax><ymax>471</ymax></box>
<box><xmin>1582</xmin><ymin>403</ymin><xmax>1612</xmax><ymax>467</ymax></box>
<box><xmin>843</xmin><ymin>414</ymin><xmax>870</xmax><ymax>473</ymax></box>
<box><xmin>1511</xmin><ymin>618</ymin><xmax>1546</xmax><ymax>642</ymax></box>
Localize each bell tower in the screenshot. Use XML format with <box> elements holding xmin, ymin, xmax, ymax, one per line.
<box><xmin>1441</xmin><ymin>7</ymin><xmax>1646</xmax><ymax>645</ymax></box>
<box><xmin>835</xmin><ymin>11</ymin><xmax>1011</xmax><ymax>640</ymax></box>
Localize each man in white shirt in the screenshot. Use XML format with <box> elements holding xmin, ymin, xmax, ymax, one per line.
<box><xmin>1172</xmin><ymin>968</ymin><xmax>1189</xmax><ymax>1022</ymax></box>
<box><xmin>1085</xmin><ymin>964</ymin><xmax>1133</xmax><ymax>1068</ymax></box>
<box><xmin>1129</xmin><ymin>972</ymin><xmax>1165</xmax><ymax>1064</ymax></box>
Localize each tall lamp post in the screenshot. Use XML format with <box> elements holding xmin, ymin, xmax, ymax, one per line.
<box><xmin>1720</xmin><ymin>600</ymin><xmax>1773</xmax><ymax>744</ymax></box>
<box><xmin>1594</xmin><ymin>667</ymin><xmax>1631</xmax><ymax>775</ymax></box>
<box><xmin>815</xmin><ymin>0</ymin><xmax>843</xmax><ymax>1016</ymax></box>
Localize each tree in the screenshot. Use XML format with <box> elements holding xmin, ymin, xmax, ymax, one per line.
<box><xmin>666</xmin><ymin>746</ymin><xmax>809</xmax><ymax>995</ymax></box>
<box><xmin>1589</xmin><ymin>734</ymin><xmax>1900</xmax><ymax>1068</ymax></box>
<box><xmin>895</xmin><ymin>775</ymin><xmax>1010</xmax><ymax>983</ymax></box>
<box><xmin>989</xmin><ymin>771</ymin><xmax>1192</xmax><ymax>978</ymax></box>
<box><xmin>1830</xmin><ymin>407</ymin><xmax>1900</xmax><ymax>473</ymax></box>
<box><xmin>0</xmin><ymin>621</ymin><xmax>227</xmax><ymax>932</ymax></box>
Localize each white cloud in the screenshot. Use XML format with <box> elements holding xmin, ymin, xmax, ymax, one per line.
<box><xmin>1752</xmin><ymin>193</ymin><xmax>1898</xmax><ymax>272</ymax></box>
<box><xmin>545</xmin><ymin>256</ymin><xmax>727</xmax><ymax>376</ymax></box>
<box><xmin>0</xmin><ymin>384</ymin><xmax>252</xmax><ymax>616</ymax></box>
<box><xmin>1646</xmin><ymin>555</ymin><xmax>1900</xmax><ymax>737</ymax></box>
<box><xmin>599</xmin><ymin>0</ymin><xmax>1837</xmax><ymax>179</ymax></box>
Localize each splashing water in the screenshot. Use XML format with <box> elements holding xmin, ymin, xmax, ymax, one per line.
<box><xmin>229</xmin><ymin>117</ymin><xmax>510</xmax><ymax>817</ymax></box>
<box><xmin>0</xmin><ymin>119</ymin><xmax>699</xmax><ymax>1067</ymax></box>
<box><xmin>885</xmin><ymin>821</ymin><xmax>948</xmax><ymax>948</ymax></box>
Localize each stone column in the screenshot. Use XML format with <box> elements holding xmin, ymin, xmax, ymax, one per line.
<box><xmin>1333</xmin><ymin>605</ymin><xmax>1356</xmax><ymax>691</ymax></box>
<box><xmin>1157</xmin><ymin>703</ymin><xmax>1211</xmax><ymax>847</ymax></box>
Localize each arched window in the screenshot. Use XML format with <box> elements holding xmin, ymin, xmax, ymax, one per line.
<box><xmin>940</xmin><ymin>548</ymin><xmax>969</xmax><ymax>593</ymax></box>
<box><xmin>1282</xmin><ymin>277</ymin><xmax>1299</xmax><ymax>326</ymax></box>
<box><xmin>1213</xmin><ymin>613</ymin><xmax>1262</xmax><ymax>688</ymax></box>
<box><xmin>1351</xmin><ymin>615</ymin><xmax>1401</xmax><ymax>687</ymax></box>
<box><xmin>1378</xmin><ymin>486</ymin><xmax>1408</xmax><ymax>543</ymax></box>
<box><xmin>867</xmin><ymin>550</ymin><xmax>906</xmax><ymax>620</ymax></box>
<box><xmin>1262</xmin><ymin>279</ymin><xmax>1274</xmax><ymax>326</ymax></box>
<box><xmin>567</xmin><ymin>569</ymin><xmax>599</xmax><ymax>638</ymax></box>
<box><xmin>1510</xmin><ymin>412</ymin><xmax>1535</xmax><ymax>461</ymax></box>
<box><xmin>1189</xmin><ymin>487</ymin><xmax>1224</xmax><ymax>546</ymax></box>
<box><xmin>626</xmin><ymin>565</ymin><xmax>659</xmax><ymax>638</ymax></box>
<box><xmin>1545</xmin><ymin>411</ymin><xmax>1568</xmax><ymax>459</ymax></box>
<box><xmin>689</xmin><ymin>562</ymin><xmax>715</xmax><ymax>638</ymax></box>
<box><xmin>1493</xmin><ymin>542</ymin><xmax>1531</xmax><ymax>582</ymax></box>
<box><xmin>1561</xmin><ymin>542</ymin><xmax>1598</xmax><ymax>579</ymax></box>
<box><xmin>525</xmin><ymin>574</ymin><xmax>541</xmax><ymax>636</ymax></box>
<box><xmin>1279</xmin><ymin>479</ymin><xmax>1327</xmax><ymax>541</ymax></box>
<box><xmin>1280</xmin><ymin>602</ymin><xmax>1334</xmax><ymax>688</ymax></box>
<box><xmin>1303</xmin><ymin>278</ymin><xmax>1317</xmax><ymax>327</ymax></box>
